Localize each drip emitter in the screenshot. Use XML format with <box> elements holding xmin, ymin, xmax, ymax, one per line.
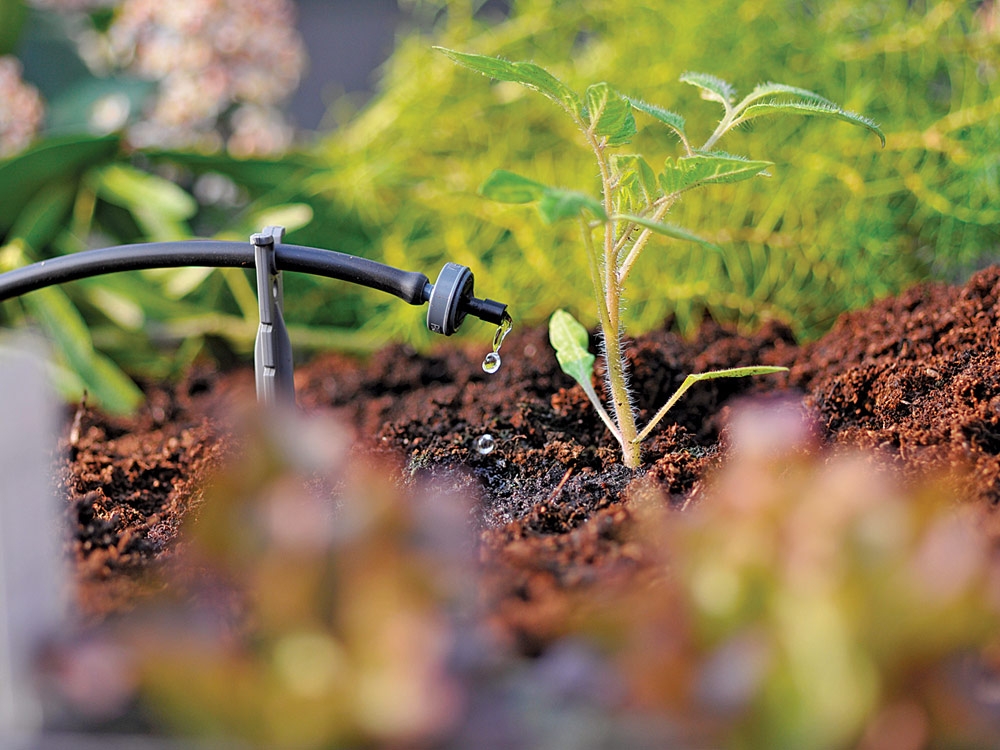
<box><xmin>0</xmin><ymin>225</ymin><xmax>509</xmax><ymax>406</ymax></box>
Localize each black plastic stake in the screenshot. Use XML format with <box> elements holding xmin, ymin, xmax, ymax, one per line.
<box><xmin>252</xmin><ymin>226</ymin><xmax>295</xmax><ymax>407</ymax></box>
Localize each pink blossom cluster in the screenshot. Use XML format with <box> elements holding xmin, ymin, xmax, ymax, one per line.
<box><xmin>29</xmin><ymin>0</ymin><xmax>307</xmax><ymax>155</ymax></box>
<box><xmin>107</xmin><ymin>0</ymin><xmax>306</xmax><ymax>154</ymax></box>
<box><xmin>0</xmin><ymin>56</ymin><xmax>44</xmax><ymax>157</ymax></box>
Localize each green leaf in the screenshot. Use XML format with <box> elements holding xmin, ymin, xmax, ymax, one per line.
<box><xmin>635</xmin><ymin>365</ymin><xmax>788</xmax><ymax>444</ymax></box>
<box><xmin>660</xmin><ymin>153</ymin><xmax>773</xmax><ymax>194</ymax></box>
<box><xmin>21</xmin><ymin>285</ymin><xmax>143</xmax><ymax>414</ymax></box>
<box><xmin>611</xmin><ymin>154</ymin><xmax>658</xmax><ymax>209</ymax></box>
<box><xmin>737</xmin><ymin>101</ymin><xmax>886</xmax><ymax>147</ymax></box>
<box><xmin>685</xmin><ymin>365</ymin><xmax>789</xmax><ymax>383</ymax></box>
<box><xmin>585</xmin><ymin>82</ymin><xmax>636</xmax><ymax>146</ymax></box>
<box><xmin>625</xmin><ymin>97</ymin><xmax>687</xmax><ymax>142</ymax></box>
<box><xmin>0</xmin><ymin>135</ymin><xmax>119</xmax><ymax>229</ymax></box>
<box><xmin>538</xmin><ymin>188</ymin><xmax>606</xmax><ymax>223</ymax></box>
<box><xmin>479</xmin><ymin>169</ymin><xmax>547</xmax><ymax>203</ymax></box>
<box><xmin>9</xmin><ymin>180</ymin><xmax>76</xmax><ymax>252</ymax></box>
<box><xmin>615</xmin><ymin>213</ymin><xmax>718</xmax><ymax>249</ymax></box>
<box><xmin>480</xmin><ymin>169</ymin><xmax>606</xmax><ymax>222</ymax></box>
<box><xmin>549</xmin><ymin>309</ymin><xmax>595</xmax><ymax>388</ymax></box>
<box><xmin>95</xmin><ymin>163</ymin><xmax>197</xmax><ymax>240</ymax></box>
<box><xmin>435</xmin><ymin>47</ymin><xmax>583</xmax><ymax>118</ymax></box>
<box><xmin>742</xmin><ymin>82</ymin><xmax>837</xmax><ymax>108</ymax></box>
<box><xmin>680</xmin><ymin>72</ymin><xmax>736</xmax><ymax>107</ymax></box>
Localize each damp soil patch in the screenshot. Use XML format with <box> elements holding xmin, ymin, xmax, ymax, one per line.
<box><xmin>57</xmin><ymin>266</ymin><xmax>1000</xmax><ymax>643</ymax></box>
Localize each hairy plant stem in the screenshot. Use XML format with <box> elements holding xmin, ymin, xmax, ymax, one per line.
<box><xmin>588</xmin><ymin>133</ymin><xmax>641</xmax><ymax>468</ymax></box>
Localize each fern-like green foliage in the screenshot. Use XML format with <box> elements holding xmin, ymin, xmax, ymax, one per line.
<box><xmin>307</xmin><ymin>0</ymin><xmax>1000</xmax><ymax>343</ymax></box>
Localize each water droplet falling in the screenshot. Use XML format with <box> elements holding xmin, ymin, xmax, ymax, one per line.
<box><xmin>476</xmin><ymin>433</ymin><xmax>496</xmax><ymax>455</ymax></box>
<box><xmin>482</xmin><ymin>312</ymin><xmax>513</xmax><ymax>375</ymax></box>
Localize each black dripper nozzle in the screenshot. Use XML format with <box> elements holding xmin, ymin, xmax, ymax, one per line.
<box><xmin>425</xmin><ymin>262</ymin><xmax>508</xmax><ymax>336</ymax></box>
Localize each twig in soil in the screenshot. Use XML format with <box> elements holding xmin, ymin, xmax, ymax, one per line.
<box><xmin>69</xmin><ymin>391</ymin><xmax>88</xmax><ymax>448</ymax></box>
<box><xmin>544</xmin><ymin>467</ymin><xmax>574</xmax><ymax>506</ymax></box>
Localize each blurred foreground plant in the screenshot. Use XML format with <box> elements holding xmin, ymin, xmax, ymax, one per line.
<box><xmin>41</xmin><ymin>399</ymin><xmax>1000</xmax><ymax>748</ymax></box>
<box><xmin>589</xmin><ymin>401</ymin><xmax>1000</xmax><ymax>748</ymax></box>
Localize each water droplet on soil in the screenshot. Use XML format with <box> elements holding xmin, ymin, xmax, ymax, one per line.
<box><xmin>482</xmin><ymin>312</ymin><xmax>513</xmax><ymax>375</ymax></box>
<box><xmin>475</xmin><ymin>433</ymin><xmax>496</xmax><ymax>455</ymax></box>
<box><xmin>482</xmin><ymin>352</ymin><xmax>501</xmax><ymax>374</ymax></box>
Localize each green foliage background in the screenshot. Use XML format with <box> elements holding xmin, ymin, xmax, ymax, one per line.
<box><xmin>1</xmin><ymin>0</ymin><xmax>998</xmax><ymax>413</ymax></box>
<box><xmin>306</xmin><ymin>0</ymin><xmax>999</xmax><ymax>342</ymax></box>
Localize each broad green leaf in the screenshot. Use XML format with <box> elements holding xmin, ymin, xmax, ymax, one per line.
<box><xmin>660</xmin><ymin>153</ymin><xmax>773</xmax><ymax>194</ymax></box>
<box><xmin>679</xmin><ymin>72</ymin><xmax>736</xmax><ymax>107</ymax></box>
<box><xmin>585</xmin><ymin>82</ymin><xmax>636</xmax><ymax>146</ymax></box>
<box><xmin>480</xmin><ymin>169</ymin><xmax>547</xmax><ymax>203</ymax></box>
<box><xmin>538</xmin><ymin>188</ymin><xmax>606</xmax><ymax>223</ymax></box>
<box><xmin>615</xmin><ymin>213</ymin><xmax>718</xmax><ymax>249</ymax></box>
<box><xmin>96</xmin><ymin>164</ymin><xmax>197</xmax><ymax>220</ymax></box>
<box><xmin>625</xmin><ymin>97</ymin><xmax>686</xmax><ymax>142</ymax></box>
<box><xmin>737</xmin><ymin>101</ymin><xmax>886</xmax><ymax>147</ymax></box>
<box><xmin>9</xmin><ymin>180</ymin><xmax>76</xmax><ymax>252</ymax></box>
<box><xmin>95</xmin><ymin>163</ymin><xmax>197</xmax><ymax>240</ymax></box>
<box><xmin>21</xmin><ymin>285</ymin><xmax>142</xmax><ymax>414</ymax></box>
<box><xmin>435</xmin><ymin>47</ymin><xmax>583</xmax><ymax>118</ymax></box>
<box><xmin>548</xmin><ymin>309</ymin><xmax>595</xmax><ymax>387</ymax></box>
<box><xmin>0</xmin><ymin>135</ymin><xmax>119</xmax><ymax>229</ymax></box>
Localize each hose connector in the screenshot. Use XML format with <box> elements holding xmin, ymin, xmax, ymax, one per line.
<box><xmin>426</xmin><ymin>262</ymin><xmax>508</xmax><ymax>336</ymax></box>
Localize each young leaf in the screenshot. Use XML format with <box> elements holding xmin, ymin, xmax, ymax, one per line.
<box><xmin>614</xmin><ymin>213</ymin><xmax>718</xmax><ymax>249</ymax></box>
<box><xmin>625</xmin><ymin>97</ymin><xmax>687</xmax><ymax>142</ymax></box>
<box><xmin>737</xmin><ymin>101</ymin><xmax>886</xmax><ymax>147</ymax></box>
<box><xmin>635</xmin><ymin>366</ymin><xmax>788</xmax><ymax>444</ymax></box>
<box><xmin>585</xmin><ymin>83</ymin><xmax>636</xmax><ymax>146</ymax></box>
<box><xmin>538</xmin><ymin>188</ymin><xmax>606</xmax><ymax>223</ymax></box>
<box><xmin>549</xmin><ymin>309</ymin><xmax>622</xmax><ymax>441</ymax></box>
<box><xmin>480</xmin><ymin>169</ymin><xmax>548</xmax><ymax>203</ymax></box>
<box><xmin>481</xmin><ymin>170</ymin><xmax>606</xmax><ymax>222</ymax></box>
<box><xmin>611</xmin><ymin>154</ymin><xmax>658</xmax><ymax>208</ymax></box>
<box><xmin>549</xmin><ymin>309</ymin><xmax>595</xmax><ymax>386</ymax></box>
<box><xmin>660</xmin><ymin>153</ymin><xmax>773</xmax><ymax>194</ymax></box>
<box><xmin>679</xmin><ymin>72</ymin><xmax>736</xmax><ymax>108</ymax></box>
<box><xmin>435</xmin><ymin>47</ymin><xmax>584</xmax><ymax>119</ymax></box>
<box><xmin>741</xmin><ymin>82</ymin><xmax>837</xmax><ymax>108</ymax></box>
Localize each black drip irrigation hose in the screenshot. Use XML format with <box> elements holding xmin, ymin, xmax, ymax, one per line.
<box><xmin>0</xmin><ymin>241</ymin><xmax>434</xmax><ymax>307</ymax></box>
<box><xmin>0</xmin><ymin>235</ymin><xmax>509</xmax><ymax>406</ymax></box>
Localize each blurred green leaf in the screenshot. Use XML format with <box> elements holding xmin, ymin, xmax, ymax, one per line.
<box><xmin>0</xmin><ymin>135</ymin><xmax>118</xmax><ymax>229</ymax></box>
<box><xmin>479</xmin><ymin>169</ymin><xmax>547</xmax><ymax>203</ymax></box>
<box><xmin>9</xmin><ymin>179</ymin><xmax>75</xmax><ymax>251</ymax></box>
<box><xmin>95</xmin><ymin>164</ymin><xmax>196</xmax><ymax>240</ymax></box>
<box><xmin>22</xmin><ymin>285</ymin><xmax>142</xmax><ymax>414</ymax></box>
<box><xmin>481</xmin><ymin>169</ymin><xmax>605</xmax><ymax>222</ymax></box>
<box><xmin>538</xmin><ymin>188</ymin><xmax>605</xmax><ymax>223</ymax></box>
<box><xmin>435</xmin><ymin>46</ymin><xmax>584</xmax><ymax>118</ymax></box>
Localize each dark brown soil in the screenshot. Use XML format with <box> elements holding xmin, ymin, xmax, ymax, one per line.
<box><xmin>57</xmin><ymin>266</ymin><xmax>1000</xmax><ymax>646</ymax></box>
